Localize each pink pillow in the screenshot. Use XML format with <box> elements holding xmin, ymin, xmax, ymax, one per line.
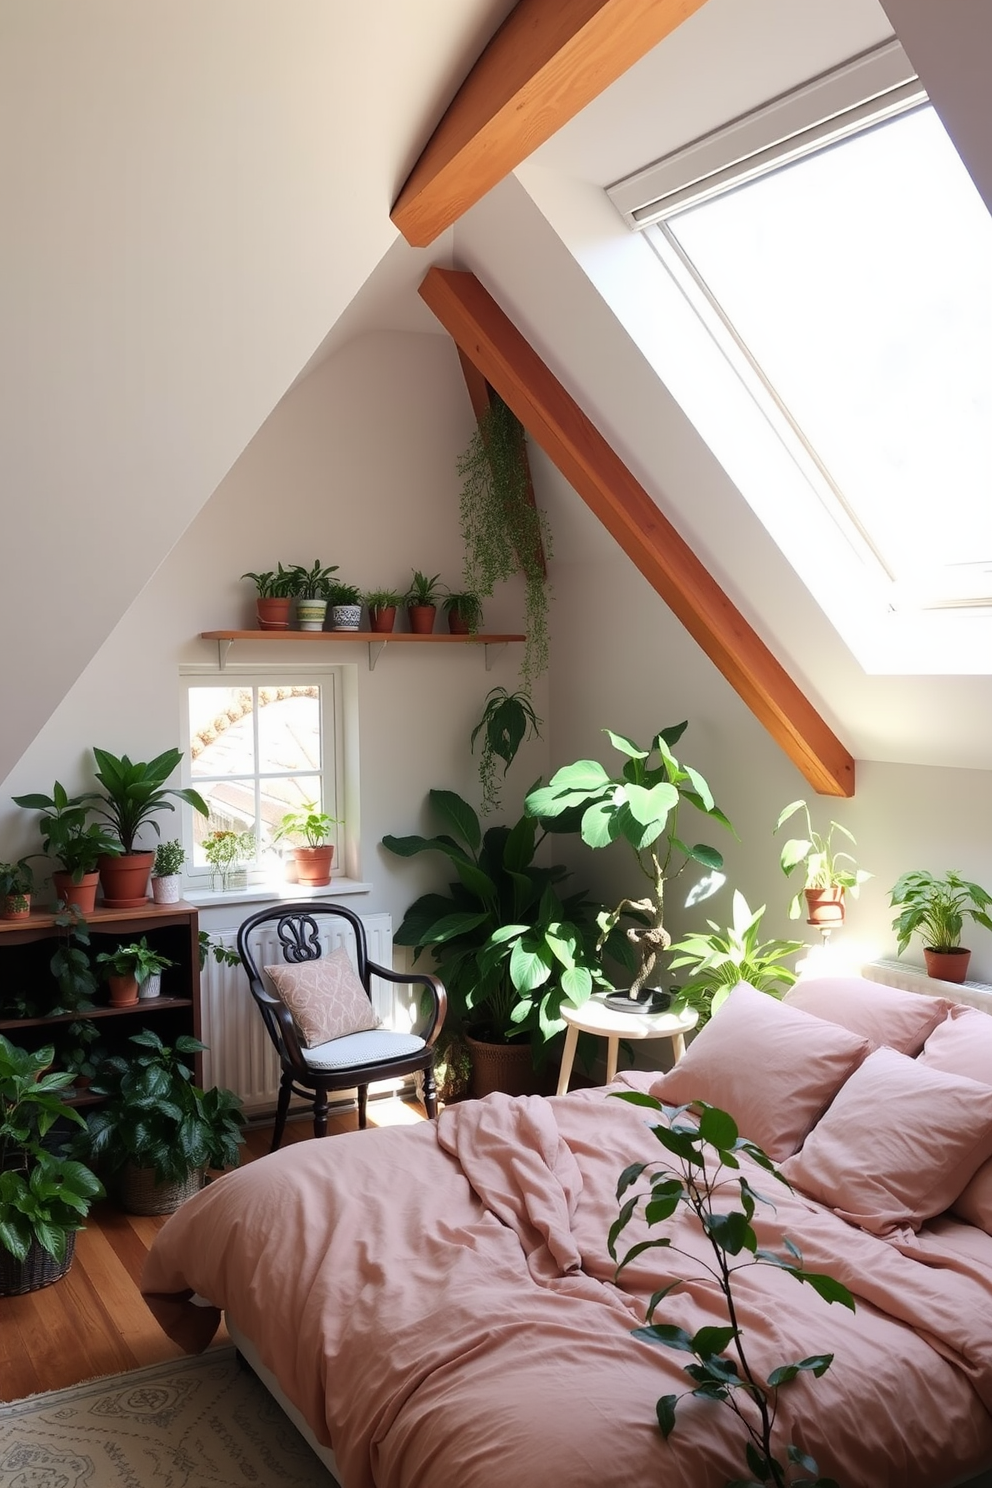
<box><xmin>650</xmin><ymin>981</ymin><xmax>870</xmax><ymax>1161</ymax></box>
<box><xmin>781</xmin><ymin>1046</ymin><xmax>992</xmax><ymax>1235</ymax></box>
<box><xmin>264</xmin><ymin>948</ymin><xmax>381</xmax><ymax>1047</ymax></box>
<box><xmin>919</xmin><ymin>1005</ymin><xmax>992</xmax><ymax>1231</ymax></box>
<box><xmin>784</xmin><ymin>976</ymin><xmax>952</xmax><ymax>1055</ymax></box>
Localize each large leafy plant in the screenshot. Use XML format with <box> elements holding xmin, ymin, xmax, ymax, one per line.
<box><xmin>610</xmin><ymin>1093</ymin><xmax>854</xmax><ymax>1488</ymax></box>
<box><xmin>526</xmin><ymin>723</ymin><xmax>734</xmax><ymax>1001</ymax></box>
<box><xmin>382</xmin><ymin>790</ymin><xmax>620</xmax><ymax>1046</ymax></box>
<box><xmin>89</xmin><ymin>747</ymin><xmax>208</xmax><ymax>855</ymax></box>
<box><xmin>12</xmin><ymin>780</ymin><xmax>122</xmax><ymax>880</ymax></box>
<box><xmin>889</xmin><ymin>869</ymin><xmax>992</xmax><ymax>953</ymax></box>
<box><xmin>668</xmin><ymin>892</ymin><xmax>804</xmax><ymax>1027</ymax></box>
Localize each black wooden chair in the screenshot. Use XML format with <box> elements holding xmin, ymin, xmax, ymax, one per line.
<box><xmin>237</xmin><ymin>902</ymin><xmax>446</xmax><ymax>1152</ymax></box>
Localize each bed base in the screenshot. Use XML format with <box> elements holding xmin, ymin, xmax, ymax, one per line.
<box><xmin>226</xmin><ymin>1316</ymin><xmax>343</xmax><ymax>1485</ymax></box>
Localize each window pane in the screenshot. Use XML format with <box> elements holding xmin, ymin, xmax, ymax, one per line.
<box><xmin>257</xmin><ymin>687</ymin><xmax>321</xmax><ymax>774</ymax></box>
<box><xmin>667</xmin><ymin>106</ymin><xmax>992</xmax><ymax>591</ymax></box>
<box><xmin>189</xmin><ymin>688</ymin><xmax>255</xmax><ymax>778</ymax></box>
<box><xmin>193</xmin><ymin>782</ymin><xmax>257</xmax><ymax>865</ymax></box>
<box><xmin>259</xmin><ymin>774</ymin><xmax>323</xmax><ymax>851</ymax></box>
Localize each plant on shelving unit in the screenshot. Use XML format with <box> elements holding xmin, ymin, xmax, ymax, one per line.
<box><xmin>889</xmin><ymin>869</ymin><xmax>992</xmax><ymax>984</ymax></box>
<box><xmin>443</xmin><ymin>590</ymin><xmax>483</xmax><ymax>635</ymax></box>
<box><xmin>362</xmin><ymin>587</ymin><xmax>405</xmax><ymax>635</ymax></box>
<box><xmin>667</xmin><ymin>891</ymin><xmax>804</xmax><ymax>1028</ymax></box>
<box><xmin>0</xmin><ymin>858</ymin><xmax>37</xmax><ymax>918</ymax></box>
<box><xmin>774</xmin><ymin>800</ymin><xmax>870</xmax><ymax>926</ymax></box>
<box><xmin>12</xmin><ymin>781</ymin><xmax>122</xmax><ymax>911</ymax></box>
<box><xmin>470</xmin><ymin>687</ymin><xmax>543</xmax><ymax>815</ymax></box>
<box><xmin>201</xmin><ymin>827</ymin><xmax>254</xmax><ymax>892</ymax></box>
<box><xmin>405</xmin><ymin>569</ymin><xmax>442</xmax><ymax>634</ymax></box>
<box><xmin>457</xmin><ymin>393</ymin><xmax>551</xmax><ymax>689</ymax></box>
<box><xmin>58</xmin><ymin>1019</ymin><xmax>104</xmax><ymax>1088</ymax></box>
<box><xmin>288</xmin><ymin>559</ymin><xmax>340</xmax><ymax>600</ymax></box>
<box><xmin>89</xmin><ymin>747</ymin><xmax>208</xmax><ymax>907</ymax></box>
<box><xmin>94</xmin><ymin>937</ymin><xmax>175</xmax><ymax>1007</ymax></box>
<box><xmin>153</xmin><ymin>839</ymin><xmax>186</xmax><ymax>877</ymax></box>
<box><xmin>327</xmin><ymin>581</ymin><xmax>364</xmax><ymax>631</ymax></box>
<box><xmin>50</xmin><ymin>906</ymin><xmax>97</xmax><ymax>1014</ymax></box>
<box><xmin>241</xmin><ymin>564</ymin><xmax>296</xmax><ymax>599</ymax></box>
<box><xmin>610</xmin><ymin>1093</ymin><xmax>854</xmax><ymax>1487</ymax></box>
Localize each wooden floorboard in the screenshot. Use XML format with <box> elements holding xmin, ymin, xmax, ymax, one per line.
<box><xmin>0</xmin><ymin>1100</ymin><xmax>422</xmax><ymax>1402</ymax></box>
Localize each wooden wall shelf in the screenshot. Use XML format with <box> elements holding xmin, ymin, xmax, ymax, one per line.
<box><xmin>200</xmin><ymin>630</ymin><xmax>525</xmax><ymax>672</ymax></box>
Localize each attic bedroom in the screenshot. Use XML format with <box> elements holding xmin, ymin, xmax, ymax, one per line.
<box><xmin>2</xmin><ymin>1</ymin><xmax>992</xmax><ymax>1484</ymax></box>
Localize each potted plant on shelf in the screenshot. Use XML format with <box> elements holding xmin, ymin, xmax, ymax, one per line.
<box><xmin>201</xmin><ymin>826</ymin><xmax>254</xmax><ymax>893</ymax></box>
<box><xmin>0</xmin><ymin>1034</ymin><xmax>104</xmax><ymax>1296</ymax></box>
<box><xmin>241</xmin><ymin>564</ymin><xmax>296</xmax><ymax>630</ymax></box>
<box><xmin>74</xmin><ymin>1029</ymin><xmax>244</xmax><ymax>1215</ymax></box>
<box><xmin>774</xmin><ymin>799</ymin><xmax>871</xmax><ymax>927</ymax></box>
<box><xmin>525</xmin><ymin>722</ymin><xmax>734</xmax><ymax>1014</ymax></box>
<box><xmin>289</xmin><ymin>559</ymin><xmax>339</xmax><ymax>631</ymax></box>
<box><xmin>443</xmin><ymin>590</ymin><xmax>483</xmax><ymax>635</ymax></box>
<box><xmin>327</xmin><ymin>581</ymin><xmax>364</xmax><ymax>631</ymax></box>
<box><xmin>889</xmin><ymin>869</ymin><xmax>992</xmax><ymax>984</ymax></box>
<box><xmin>0</xmin><ymin>858</ymin><xmax>37</xmax><ymax>919</ymax></box>
<box><xmin>11</xmin><ymin>781</ymin><xmax>122</xmax><ymax>913</ymax></box>
<box><xmin>151</xmin><ymin>838</ymin><xmax>185</xmax><ymax>904</ymax></box>
<box><xmin>362</xmin><ymin>587</ymin><xmax>404</xmax><ymax>635</ymax></box>
<box><xmin>405</xmin><ymin>569</ymin><xmax>442</xmax><ymax>635</ymax></box>
<box><xmin>94</xmin><ymin>936</ymin><xmax>176</xmax><ymax>1006</ymax></box>
<box><xmin>666</xmin><ymin>891</ymin><xmax>804</xmax><ymax>1028</ymax></box>
<box><xmin>273</xmin><ymin>803</ymin><xmax>339</xmax><ymax>887</ymax></box>
<box><xmin>58</xmin><ymin>1019</ymin><xmax>104</xmax><ymax>1092</ymax></box>
<box><xmin>88</xmin><ymin>747</ymin><xmax>208</xmax><ymax>908</ymax></box>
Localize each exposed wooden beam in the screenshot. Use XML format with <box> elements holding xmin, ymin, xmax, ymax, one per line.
<box><xmin>422</xmin><ymin>267</ymin><xmax>855</xmax><ymax>798</ymax></box>
<box><xmin>392</xmin><ymin>0</ymin><xmax>710</xmax><ymax>247</ymax></box>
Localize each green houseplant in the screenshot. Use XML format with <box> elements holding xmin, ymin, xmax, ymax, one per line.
<box><xmin>405</xmin><ymin>569</ymin><xmax>443</xmax><ymax>634</ymax></box>
<box><xmin>290</xmin><ymin>559</ymin><xmax>339</xmax><ymax>631</ymax></box>
<box><xmin>443</xmin><ymin>589</ymin><xmax>483</xmax><ymax>635</ymax></box>
<box><xmin>327</xmin><ymin>581</ymin><xmax>364</xmax><ymax>631</ymax></box>
<box><xmin>525</xmin><ymin>722</ymin><xmax>734</xmax><ymax>1011</ymax></box>
<box><xmin>12</xmin><ymin>780</ymin><xmax>122</xmax><ymax>912</ymax></box>
<box><xmin>151</xmin><ymin>837</ymin><xmax>185</xmax><ymax>905</ymax></box>
<box><xmin>273</xmin><ymin>802</ymin><xmax>340</xmax><ymax>887</ymax></box>
<box><xmin>889</xmin><ymin>869</ymin><xmax>992</xmax><ymax>984</ymax></box>
<box><xmin>77</xmin><ymin>1029</ymin><xmax>245</xmax><ymax>1215</ymax></box>
<box><xmin>242</xmin><ymin>563</ymin><xmax>295</xmax><ymax>629</ymax></box>
<box><xmin>362</xmin><ymin>587</ymin><xmax>404</xmax><ymax>635</ymax></box>
<box><xmin>667</xmin><ymin>891</ymin><xmax>804</xmax><ymax>1028</ymax></box>
<box><xmin>89</xmin><ymin>747</ymin><xmax>208</xmax><ymax>908</ymax></box>
<box><xmin>774</xmin><ymin>800</ymin><xmax>871</xmax><ymax>926</ymax></box>
<box><xmin>0</xmin><ymin>858</ymin><xmax>36</xmax><ymax>919</ymax></box>
<box><xmin>0</xmin><ymin>1034</ymin><xmax>104</xmax><ymax>1295</ymax></box>
<box><xmin>201</xmin><ymin>827</ymin><xmax>254</xmax><ymax>892</ymax></box>
<box><xmin>470</xmin><ymin>686</ymin><xmax>543</xmax><ymax>815</ymax></box>
<box><xmin>94</xmin><ymin>936</ymin><xmax>176</xmax><ymax>1006</ymax></box>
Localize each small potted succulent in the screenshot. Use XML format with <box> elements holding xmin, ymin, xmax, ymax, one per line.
<box><xmin>289</xmin><ymin>559</ymin><xmax>340</xmax><ymax>631</ymax></box>
<box><xmin>273</xmin><ymin>802</ymin><xmax>340</xmax><ymax>887</ymax></box>
<box><xmin>327</xmin><ymin>581</ymin><xmax>363</xmax><ymax>631</ymax></box>
<box><xmin>774</xmin><ymin>799</ymin><xmax>871</xmax><ymax>927</ymax></box>
<box><xmin>241</xmin><ymin>564</ymin><xmax>296</xmax><ymax>630</ymax></box>
<box><xmin>11</xmin><ymin>781</ymin><xmax>122</xmax><ymax>913</ymax></box>
<box><xmin>151</xmin><ymin>838</ymin><xmax>185</xmax><ymax>904</ymax></box>
<box><xmin>362</xmin><ymin>587</ymin><xmax>404</xmax><ymax>635</ymax></box>
<box><xmin>443</xmin><ymin>590</ymin><xmax>483</xmax><ymax>635</ymax></box>
<box><xmin>405</xmin><ymin>569</ymin><xmax>442</xmax><ymax>635</ymax></box>
<box><xmin>94</xmin><ymin>936</ymin><xmax>176</xmax><ymax>1006</ymax></box>
<box><xmin>0</xmin><ymin>858</ymin><xmax>37</xmax><ymax>919</ymax></box>
<box><xmin>889</xmin><ymin>869</ymin><xmax>992</xmax><ymax>983</ymax></box>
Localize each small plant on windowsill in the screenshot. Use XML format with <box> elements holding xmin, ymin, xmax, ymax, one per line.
<box><xmin>201</xmin><ymin>828</ymin><xmax>255</xmax><ymax>894</ymax></box>
<box><xmin>273</xmin><ymin>803</ymin><xmax>340</xmax><ymax>888</ymax></box>
<box><xmin>151</xmin><ymin>839</ymin><xmax>185</xmax><ymax>905</ymax></box>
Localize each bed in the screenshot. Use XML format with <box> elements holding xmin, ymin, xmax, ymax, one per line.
<box><xmin>141</xmin><ymin>974</ymin><xmax>992</xmax><ymax>1488</ymax></box>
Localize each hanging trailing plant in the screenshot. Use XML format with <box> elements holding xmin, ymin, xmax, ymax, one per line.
<box><xmin>457</xmin><ymin>395</ymin><xmax>551</xmax><ymax>689</ymax></box>
<box><xmin>470</xmin><ymin>687</ymin><xmax>543</xmax><ymax>815</ymax></box>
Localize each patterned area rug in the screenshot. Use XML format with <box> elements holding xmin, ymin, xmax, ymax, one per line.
<box><xmin>0</xmin><ymin>1346</ymin><xmax>337</xmax><ymax>1487</ymax></box>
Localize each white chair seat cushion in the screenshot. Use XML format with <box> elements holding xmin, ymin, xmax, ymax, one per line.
<box><xmin>302</xmin><ymin>1028</ymin><xmax>427</xmax><ymax>1072</ymax></box>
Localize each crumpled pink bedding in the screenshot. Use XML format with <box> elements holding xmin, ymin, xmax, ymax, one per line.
<box><xmin>141</xmin><ymin>1082</ymin><xmax>992</xmax><ymax>1488</ymax></box>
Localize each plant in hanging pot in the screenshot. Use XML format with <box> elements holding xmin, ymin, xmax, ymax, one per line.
<box><xmin>443</xmin><ymin>590</ymin><xmax>483</xmax><ymax>635</ymax></box>
<box><xmin>0</xmin><ymin>858</ymin><xmax>37</xmax><ymax>919</ymax></box>
<box><xmin>241</xmin><ymin>564</ymin><xmax>295</xmax><ymax>630</ymax></box>
<box><xmin>151</xmin><ymin>838</ymin><xmax>185</xmax><ymax>904</ymax></box>
<box><xmin>327</xmin><ymin>581</ymin><xmax>364</xmax><ymax>631</ymax></box>
<box><xmin>95</xmin><ymin>937</ymin><xmax>176</xmax><ymax>1007</ymax></box>
<box><xmin>289</xmin><ymin>558</ymin><xmax>339</xmax><ymax>631</ymax></box>
<box><xmin>88</xmin><ymin>747</ymin><xmax>208</xmax><ymax>908</ymax></box>
<box><xmin>11</xmin><ymin>781</ymin><xmax>122</xmax><ymax>912</ymax></box>
<box><xmin>74</xmin><ymin>1029</ymin><xmax>245</xmax><ymax>1215</ymax></box>
<box><xmin>362</xmin><ymin>587</ymin><xmax>404</xmax><ymax>635</ymax></box>
<box><xmin>889</xmin><ymin>869</ymin><xmax>992</xmax><ymax>984</ymax></box>
<box><xmin>405</xmin><ymin>569</ymin><xmax>442</xmax><ymax>634</ymax></box>
<box><xmin>774</xmin><ymin>800</ymin><xmax>871</xmax><ymax>927</ymax></box>
<box><xmin>0</xmin><ymin>1034</ymin><xmax>104</xmax><ymax>1296</ymax></box>
<box><xmin>471</xmin><ymin>686</ymin><xmax>542</xmax><ymax>815</ymax></box>
<box><xmin>272</xmin><ymin>802</ymin><xmax>340</xmax><ymax>887</ymax></box>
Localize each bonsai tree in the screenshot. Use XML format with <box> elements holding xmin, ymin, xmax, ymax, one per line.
<box><xmin>94</xmin><ymin>937</ymin><xmax>175</xmax><ymax>991</ymax></box>
<box><xmin>889</xmin><ymin>870</ymin><xmax>992</xmax><ymax>982</ymax></box>
<box><xmin>667</xmin><ymin>891</ymin><xmax>804</xmax><ymax>1027</ymax></box>
<box><xmin>0</xmin><ymin>1034</ymin><xmax>104</xmax><ymax>1280</ymax></box>
<box><xmin>774</xmin><ymin>800</ymin><xmax>870</xmax><ymax>921</ymax></box>
<box><xmin>12</xmin><ymin>781</ymin><xmax>122</xmax><ymax>883</ymax></box>
<box><xmin>525</xmin><ymin>722</ymin><xmax>734</xmax><ymax>1007</ymax></box>
<box><xmin>89</xmin><ymin>747</ymin><xmax>208</xmax><ymax>856</ymax></box>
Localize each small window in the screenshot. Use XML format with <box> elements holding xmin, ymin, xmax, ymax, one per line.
<box><xmin>181</xmin><ymin>672</ymin><xmax>343</xmax><ymax>893</ymax></box>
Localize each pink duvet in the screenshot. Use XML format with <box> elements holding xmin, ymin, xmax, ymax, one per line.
<box><xmin>142</xmin><ymin>1082</ymin><xmax>992</xmax><ymax>1488</ymax></box>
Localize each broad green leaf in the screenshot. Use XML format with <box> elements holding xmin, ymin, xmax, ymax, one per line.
<box><xmin>656</xmin><ymin>1394</ymin><xmax>678</xmax><ymax>1439</ymax></box>
<box><xmin>509</xmin><ymin>937</ymin><xmax>552</xmax><ymax>992</ymax></box>
<box><xmin>429</xmin><ymin>790</ymin><xmax>481</xmax><ymax>852</ymax></box>
<box><xmin>691</xmin><ymin>1325</ymin><xmax>738</xmax><ymax>1359</ymax></box>
<box><xmin>698</xmin><ymin>1105</ymin><xmax>738</xmax><ymax>1151</ymax></box>
<box><xmin>623</xmin><ymin>781</ymin><xmax>679</xmax><ymax>828</ymax></box>
<box><xmin>633</xmin><ymin>1322</ymin><xmax>694</xmax><ymax>1352</ymax></box>
<box><xmin>706</xmin><ymin>1210</ymin><xmax>754</xmax><ymax>1255</ymax></box>
<box><xmin>560</xmin><ymin>965</ymin><xmax>592</xmax><ymax>1003</ymax></box>
<box><xmin>796</xmin><ymin>1272</ymin><xmax>856</xmax><ymax>1311</ymax></box>
<box><xmin>604</xmin><ymin>729</ymin><xmax>649</xmax><ymax>760</ymax></box>
<box><xmin>548</xmin><ymin>759</ymin><xmax>611</xmax><ymax>792</ymax></box>
<box><xmin>580</xmin><ymin>800</ymin><xmax>617</xmax><ymax>849</ymax></box>
<box><xmin>746</xmin><ymin>1443</ymin><xmax>772</xmax><ymax>1480</ymax></box>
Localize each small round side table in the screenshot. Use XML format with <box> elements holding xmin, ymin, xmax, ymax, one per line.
<box><xmin>555</xmin><ymin>994</ymin><xmax>699</xmax><ymax>1096</ymax></box>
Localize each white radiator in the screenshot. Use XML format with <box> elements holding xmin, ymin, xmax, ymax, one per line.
<box><xmin>200</xmin><ymin>913</ymin><xmax>397</xmax><ymax>1114</ymax></box>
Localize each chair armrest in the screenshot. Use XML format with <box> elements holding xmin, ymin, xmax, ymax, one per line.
<box><xmin>253</xmin><ymin>979</ymin><xmax>309</xmax><ymax>1067</ymax></box>
<box><xmin>367</xmin><ymin>961</ymin><xmax>447</xmax><ymax>1044</ymax></box>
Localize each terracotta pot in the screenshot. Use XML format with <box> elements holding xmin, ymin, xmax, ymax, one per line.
<box><xmin>465</xmin><ymin>1032</ymin><xmax>539</xmax><ymax>1099</ymax></box>
<box><xmin>52</xmin><ymin>870</ymin><xmax>100</xmax><ymax>914</ymax></box>
<box><xmin>368</xmin><ymin>606</ymin><xmax>397</xmax><ymax>634</ymax></box>
<box><xmin>407</xmin><ymin>604</ymin><xmax>436</xmax><ymax>635</ymax></box>
<box><xmin>447</xmin><ymin>610</ymin><xmax>470</xmax><ymax>635</ymax></box>
<box><xmin>107</xmin><ymin>973</ymin><xmax>139</xmax><ymax>1007</ymax></box>
<box><xmin>923</xmin><ymin>946</ymin><xmax>971</xmax><ymax>984</ymax></box>
<box><xmin>256</xmin><ymin>597</ymin><xmax>291</xmax><ymax>630</ymax></box>
<box><xmin>1</xmin><ymin>893</ymin><xmax>30</xmax><ymax>920</ymax></box>
<box><xmin>804</xmin><ymin>886</ymin><xmax>846</xmax><ymax>927</ymax></box>
<box><xmin>98</xmin><ymin>851</ymin><xmax>153</xmax><ymax>909</ymax></box>
<box><xmin>293</xmin><ymin>844</ymin><xmax>334</xmax><ymax>887</ymax></box>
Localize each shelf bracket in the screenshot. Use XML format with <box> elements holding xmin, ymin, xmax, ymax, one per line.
<box><xmin>215</xmin><ymin>638</ymin><xmax>233</xmax><ymax>670</ymax></box>
<box><xmin>367</xmin><ymin>641</ymin><xmax>388</xmax><ymax>672</ymax></box>
<box><xmin>484</xmin><ymin>642</ymin><xmax>507</xmax><ymax>671</ymax></box>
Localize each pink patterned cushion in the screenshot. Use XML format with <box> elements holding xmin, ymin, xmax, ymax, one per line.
<box><xmin>264</xmin><ymin>948</ymin><xmax>381</xmax><ymax>1047</ymax></box>
<box><xmin>919</xmin><ymin>1005</ymin><xmax>992</xmax><ymax>1232</ymax></box>
<box><xmin>784</xmin><ymin>976</ymin><xmax>951</xmax><ymax>1055</ymax></box>
<box><xmin>650</xmin><ymin>981</ymin><xmax>871</xmax><ymax>1161</ymax></box>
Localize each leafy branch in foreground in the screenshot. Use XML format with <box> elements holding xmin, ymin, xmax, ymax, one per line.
<box><xmin>609</xmin><ymin>1094</ymin><xmax>854</xmax><ymax>1488</ymax></box>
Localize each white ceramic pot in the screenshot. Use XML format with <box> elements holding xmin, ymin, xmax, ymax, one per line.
<box><xmin>331</xmin><ymin>603</ymin><xmax>362</xmax><ymax>631</ymax></box>
<box><xmin>296</xmin><ymin>598</ymin><xmax>327</xmax><ymax>631</ymax></box>
<box><xmin>151</xmin><ymin>874</ymin><xmax>182</xmax><ymax>905</ymax></box>
<box><xmin>138</xmin><ymin>971</ymin><xmax>162</xmax><ymax>1000</ymax></box>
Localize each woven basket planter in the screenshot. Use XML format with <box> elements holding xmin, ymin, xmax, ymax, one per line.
<box><xmin>0</xmin><ymin>1233</ymin><xmax>76</xmax><ymax>1297</ymax></box>
<box><xmin>119</xmin><ymin>1163</ymin><xmax>204</xmax><ymax>1216</ymax></box>
<box><xmin>465</xmin><ymin>1033</ymin><xmax>539</xmax><ymax>1099</ymax></box>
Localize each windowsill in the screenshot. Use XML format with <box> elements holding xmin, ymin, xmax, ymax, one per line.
<box><xmin>183</xmin><ymin>878</ymin><xmax>373</xmax><ymax>910</ymax></box>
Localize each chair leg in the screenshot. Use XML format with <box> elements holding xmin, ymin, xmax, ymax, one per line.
<box><xmin>423</xmin><ymin>1063</ymin><xmax>438</xmax><ymax>1120</ymax></box>
<box><xmin>312</xmin><ymin>1086</ymin><xmax>329</xmax><ymax>1140</ymax></box>
<box><xmin>357</xmin><ymin>1084</ymin><xmax>368</xmax><ymax>1130</ymax></box>
<box><xmin>270</xmin><ymin>1073</ymin><xmax>293</xmax><ymax>1153</ymax></box>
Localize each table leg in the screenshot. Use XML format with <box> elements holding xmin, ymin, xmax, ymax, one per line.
<box><xmin>671</xmin><ymin>1032</ymin><xmax>686</xmax><ymax>1063</ymax></box>
<box><xmin>556</xmin><ymin>1024</ymin><xmax>580</xmax><ymax>1096</ymax></box>
<box><xmin>605</xmin><ymin>1036</ymin><xmax>619</xmax><ymax>1084</ymax></box>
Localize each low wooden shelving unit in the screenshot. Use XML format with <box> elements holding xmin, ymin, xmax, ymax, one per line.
<box><xmin>201</xmin><ymin>629</ymin><xmax>525</xmax><ymax>671</ymax></box>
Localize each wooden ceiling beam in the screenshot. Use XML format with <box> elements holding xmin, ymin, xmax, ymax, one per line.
<box><xmin>391</xmin><ymin>0</ymin><xmax>710</xmax><ymax>247</ymax></box>
<box><xmin>422</xmin><ymin>267</ymin><xmax>855</xmax><ymax>797</ymax></box>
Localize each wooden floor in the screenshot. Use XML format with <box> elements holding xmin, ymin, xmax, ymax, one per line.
<box><xmin>0</xmin><ymin>1099</ymin><xmax>426</xmax><ymax>1402</ymax></box>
